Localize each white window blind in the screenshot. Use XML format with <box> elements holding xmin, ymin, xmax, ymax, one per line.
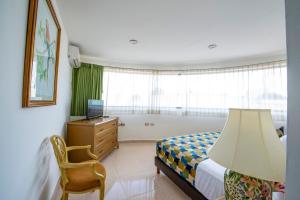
<box><xmin>102</xmin><ymin>61</ymin><xmax>287</xmax><ymax>121</ymax></box>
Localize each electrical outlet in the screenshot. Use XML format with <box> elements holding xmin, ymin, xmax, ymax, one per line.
<box><xmin>150</xmin><ymin>123</ymin><xmax>154</xmax><ymax>126</ymax></box>
<box><xmin>118</xmin><ymin>123</ymin><xmax>125</xmax><ymax>126</ymax></box>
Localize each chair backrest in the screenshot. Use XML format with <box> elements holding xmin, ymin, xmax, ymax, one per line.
<box><xmin>50</xmin><ymin>135</ymin><xmax>68</xmax><ymax>167</ymax></box>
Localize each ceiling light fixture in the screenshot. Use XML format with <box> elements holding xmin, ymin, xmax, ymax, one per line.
<box><xmin>129</xmin><ymin>39</ymin><xmax>138</xmax><ymax>45</ymax></box>
<box><xmin>208</xmin><ymin>43</ymin><xmax>217</xmax><ymax>49</ymax></box>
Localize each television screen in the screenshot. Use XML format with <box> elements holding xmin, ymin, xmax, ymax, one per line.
<box><xmin>87</xmin><ymin>99</ymin><xmax>104</xmax><ymax>119</ymax></box>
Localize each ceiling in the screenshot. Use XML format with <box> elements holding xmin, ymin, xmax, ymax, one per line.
<box><xmin>58</xmin><ymin>0</ymin><xmax>286</xmax><ymax>67</ymax></box>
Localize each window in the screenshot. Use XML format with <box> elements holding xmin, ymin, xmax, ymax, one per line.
<box><xmin>102</xmin><ymin>61</ymin><xmax>287</xmax><ymax>121</ymax></box>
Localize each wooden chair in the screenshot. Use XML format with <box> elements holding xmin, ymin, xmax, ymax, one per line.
<box><xmin>50</xmin><ymin>135</ymin><xmax>106</xmax><ymax>200</ymax></box>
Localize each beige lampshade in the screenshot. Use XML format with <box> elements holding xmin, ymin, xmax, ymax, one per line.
<box><xmin>208</xmin><ymin>108</ymin><xmax>286</xmax><ymax>182</ymax></box>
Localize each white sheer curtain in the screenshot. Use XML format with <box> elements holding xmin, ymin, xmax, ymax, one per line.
<box><xmin>102</xmin><ymin>61</ymin><xmax>287</xmax><ymax>121</ymax></box>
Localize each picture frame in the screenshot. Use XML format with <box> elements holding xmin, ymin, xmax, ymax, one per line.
<box><xmin>22</xmin><ymin>0</ymin><xmax>61</xmax><ymax>107</ymax></box>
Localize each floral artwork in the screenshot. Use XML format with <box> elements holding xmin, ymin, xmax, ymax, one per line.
<box><xmin>224</xmin><ymin>169</ymin><xmax>285</xmax><ymax>200</ymax></box>
<box><xmin>31</xmin><ymin>0</ymin><xmax>58</xmax><ymax>100</ymax></box>
<box><xmin>23</xmin><ymin>0</ymin><xmax>61</xmax><ymax>107</ymax></box>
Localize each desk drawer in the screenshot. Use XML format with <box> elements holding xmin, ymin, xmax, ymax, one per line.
<box><xmin>94</xmin><ymin>120</ymin><xmax>117</xmax><ymax>133</ymax></box>
<box><xmin>95</xmin><ymin>130</ymin><xmax>116</xmax><ymax>146</ymax></box>
<box><xmin>95</xmin><ymin>127</ymin><xmax>116</xmax><ymax>139</ymax></box>
<box><xmin>94</xmin><ymin>137</ymin><xmax>116</xmax><ymax>158</ymax></box>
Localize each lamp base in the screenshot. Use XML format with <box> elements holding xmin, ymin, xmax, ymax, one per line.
<box><xmin>224</xmin><ymin>169</ymin><xmax>273</xmax><ymax>200</ymax></box>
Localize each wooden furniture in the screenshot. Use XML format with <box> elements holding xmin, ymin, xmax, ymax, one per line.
<box><xmin>155</xmin><ymin>157</ymin><xmax>207</xmax><ymax>200</ymax></box>
<box><xmin>50</xmin><ymin>135</ymin><xmax>106</xmax><ymax>200</ymax></box>
<box><xmin>67</xmin><ymin>117</ymin><xmax>118</xmax><ymax>162</ymax></box>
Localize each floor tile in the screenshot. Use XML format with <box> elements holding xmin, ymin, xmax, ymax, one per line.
<box><xmin>63</xmin><ymin>142</ymin><xmax>190</xmax><ymax>200</ymax></box>
<box><xmin>119</xmin><ymin>174</ymin><xmax>155</xmax><ymax>198</ymax></box>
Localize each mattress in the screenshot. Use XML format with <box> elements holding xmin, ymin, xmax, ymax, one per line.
<box><xmin>195</xmin><ymin>159</ymin><xmax>226</xmax><ymax>200</ymax></box>
<box><xmin>156</xmin><ymin>132</ymin><xmax>220</xmax><ymax>185</ymax></box>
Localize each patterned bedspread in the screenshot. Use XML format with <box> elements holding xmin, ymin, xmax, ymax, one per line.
<box><xmin>156</xmin><ymin>132</ymin><xmax>221</xmax><ymax>185</ymax></box>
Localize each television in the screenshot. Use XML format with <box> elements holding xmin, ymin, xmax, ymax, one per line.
<box><xmin>87</xmin><ymin>99</ymin><xmax>104</xmax><ymax>119</ymax></box>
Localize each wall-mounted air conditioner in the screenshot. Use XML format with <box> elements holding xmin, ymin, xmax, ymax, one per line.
<box><xmin>68</xmin><ymin>45</ymin><xmax>81</xmax><ymax>68</ymax></box>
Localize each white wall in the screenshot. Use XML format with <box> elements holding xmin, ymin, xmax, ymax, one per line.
<box><xmin>115</xmin><ymin>114</ymin><xmax>286</xmax><ymax>141</ymax></box>
<box><xmin>71</xmin><ymin>114</ymin><xmax>286</xmax><ymax>141</ymax></box>
<box><xmin>285</xmin><ymin>0</ymin><xmax>300</xmax><ymax>199</ymax></box>
<box><xmin>0</xmin><ymin>0</ymin><xmax>71</xmax><ymax>199</ymax></box>
<box><xmin>118</xmin><ymin>115</ymin><xmax>225</xmax><ymax>140</ymax></box>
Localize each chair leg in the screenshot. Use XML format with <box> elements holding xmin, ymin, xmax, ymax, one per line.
<box><xmin>157</xmin><ymin>167</ymin><xmax>160</xmax><ymax>174</ymax></box>
<box><xmin>99</xmin><ymin>183</ymin><xmax>105</xmax><ymax>200</ymax></box>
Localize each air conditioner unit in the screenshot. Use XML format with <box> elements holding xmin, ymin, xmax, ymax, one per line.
<box><xmin>68</xmin><ymin>45</ymin><xmax>81</xmax><ymax>68</ymax></box>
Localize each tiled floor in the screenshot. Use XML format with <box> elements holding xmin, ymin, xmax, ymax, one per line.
<box><xmin>68</xmin><ymin>142</ymin><xmax>190</xmax><ymax>200</ymax></box>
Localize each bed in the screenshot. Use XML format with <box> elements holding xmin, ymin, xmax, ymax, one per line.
<box><xmin>155</xmin><ymin>132</ymin><xmax>221</xmax><ymax>200</ymax></box>
<box><xmin>155</xmin><ymin>132</ymin><xmax>286</xmax><ymax>200</ymax></box>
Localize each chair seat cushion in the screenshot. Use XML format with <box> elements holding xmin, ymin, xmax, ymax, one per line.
<box><xmin>61</xmin><ymin>162</ymin><xmax>106</xmax><ymax>192</ymax></box>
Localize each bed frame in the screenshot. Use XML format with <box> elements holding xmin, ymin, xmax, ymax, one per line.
<box><xmin>155</xmin><ymin>156</ymin><xmax>208</xmax><ymax>200</ymax></box>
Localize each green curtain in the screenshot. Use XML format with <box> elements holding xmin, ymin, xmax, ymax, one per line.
<box><xmin>71</xmin><ymin>63</ymin><xmax>104</xmax><ymax>116</ymax></box>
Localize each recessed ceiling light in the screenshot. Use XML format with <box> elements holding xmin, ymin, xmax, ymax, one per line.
<box><xmin>129</xmin><ymin>39</ymin><xmax>138</xmax><ymax>45</ymax></box>
<box><xmin>208</xmin><ymin>43</ymin><xmax>217</xmax><ymax>49</ymax></box>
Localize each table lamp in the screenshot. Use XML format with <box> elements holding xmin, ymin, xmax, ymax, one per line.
<box><xmin>208</xmin><ymin>109</ymin><xmax>286</xmax><ymax>199</ymax></box>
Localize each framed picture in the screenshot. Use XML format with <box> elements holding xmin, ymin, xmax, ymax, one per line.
<box><xmin>22</xmin><ymin>0</ymin><xmax>61</xmax><ymax>107</ymax></box>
